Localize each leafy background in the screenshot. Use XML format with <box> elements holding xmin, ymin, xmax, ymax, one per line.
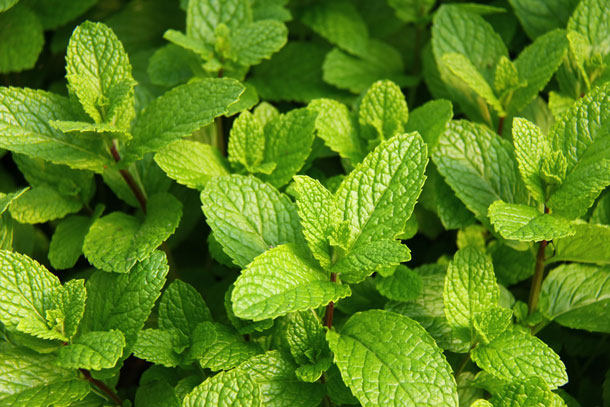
<box><xmin>1</xmin><ymin>0</ymin><xmax>610</xmax><ymax>406</ymax></box>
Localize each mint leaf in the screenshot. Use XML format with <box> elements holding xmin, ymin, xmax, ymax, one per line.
<box><xmin>128</xmin><ymin>78</ymin><xmax>244</xmax><ymax>158</ymax></box>
<box><xmin>404</xmin><ymin>99</ymin><xmax>453</xmax><ymax>149</ymax></box>
<box><xmin>472</xmin><ymin>329</ymin><xmax>568</xmax><ymax>389</ymax></box>
<box><xmin>191</xmin><ymin>322</ymin><xmax>260</xmax><ymax>371</ymax></box>
<box><xmin>79</xmin><ymin>251</ymin><xmax>169</xmax><ymax>348</ymax></box>
<box><xmin>0</xmin><ymin>5</ymin><xmax>43</xmax><ymax>73</ymax></box>
<box><xmin>0</xmin><ymin>87</ymin><xmax>110</xmax><ymax>172</ymax></box>
<box><xmin>358</xmin><ymin>80</ymin><xmax>409</xmax><ymax>144</ymax></box>
<box><xmin>293</xmin><ymin>175</ymin><xmax>337</xmax><ymax>270</ymax></box>
<box><xmin>488</xmin><ymin>201</ymin><xmax>575</xmax><ymax>242</ymax></box>
<box><xmin>155</xmin><ymin>140</ymin><xmax>230</xmax><ymax>190</ymax></box>
<box><xmin>9</xmin><ymin>185</ymin><xmax>82</xmax><ymax>224</ymax></box>
<box><xmin>229</xmin><ymin>20</ymin><xmax>287</xmax><ymax>66</ymax></box>
<box><xmin>232</xmin><ymin>244</ymin><xmax>351</xmax><ymax>320</ymax></box>
<box><xmin>547</xmin><ymin>84</ymin><xmax>610</xmax><ymax>218</ymax></box>
<box><xmin>308</xmin><ymin>98</ymin><xmax>362</xmax><ymax>164</ymax></box>
<box><xmin>66</xmin><ymin>21</ymin><xmax>136</xmax><ymax>129</ymax></box>
<box><xmin>48</xmin><ymin>214</ymin><xmax>96</xmax><ymax>270</ymax></box>
<box><xmin>224</xmin><ymin>285</ymin><xmax>274</xmax><ymax>335</ymax></box>
<box><xmin>327</xmin><ymin>309</ymin><xmax>459</xmax><ymax>407</ymax></box>
<box><xmin>201</xmin><ymin>175</ymin><xmax>304</xmax><ymax>268</ymax></box>
<box><xmin>509</xmin><ymin>0</ymin><xmax>578</xmax><ymax>39</ymax></box>
<box><xmin>552</xmin><ymin>222</ymin><xmax>610</xmax><ymax>264</ymax></box>
<box><xmin>491</xmin><ymin>377</ymin><xmax>563</xmax><ymax>407</ymax></box>
<box><xmin>387</xmin><ymin>0</ymin><xmax>435</xmax><ymax>23</ymax></box>
<box><xmin>227</xmin><ymin>110</ymin><xmax>266</xmax><ymax>173</ymax></box>
<box><xmin>0</xmin><ymin>344</ymin><xmax>90</xmax><ymax>406</ymax></box>
<box><xmin>186</xmin><ymin>0</ymin><xmax>250</xmax><ymax>48</ymax></box>
<box><xmin>184</xmin><ymin>369</ymin><xmax>260</xmax><ymax>407</ymax></box>
<box><xmin>433</xmin><ymin>120</ymin><xmax>529</xmax><ymax>222</ymax></box>
<box><xmin>284</xmin><ymin>310</ymin><xmax>331</xmax><ymax>382</ymax></box>
<box><xmin>540</xmin><ymin>263</ymin><xmax>610</xmax><ymax>333</ymax></box>
<box><xmin>83</xmin><ymin>193</ymin><xmax>182</xmax><ymax>273</ymax></box>
<box><xmin>444</xmin><ymin>247</ymin><xmax>499</xmax><ymax>342</ymax></box>
<box><xmin>568</xmin><ymin>0</ymin><xmax>610</xmax><ymax>55</ymax></box>
<box><xmin>376</xmin><ymin>265</ymin><xmax>422</xmax><ymax>302</ymax></box>
<box><xmin>133</xmin><ymin>328</ymin><xmax>186</xmax><ymax>367</ymax></box>
<box><xmin>58</xmin><ymin>330</ymin><xmax>126</xmax><ymax>370</ymax></box>
<box><xmin>336</xmin><ymin>132</ymin><xmax>427</xmax><ymax>259</ymax></box>
<box><xmin>512</xmin><ymin>117</ymin><xmax>550</xmax><ymax>204</ymax></box>
<box><xmin>158</xmin><ymin>280</ymin><xmax>213</xmax><ymax>338</ymax></box>
<box><xmin>473</xmin><ymin>306</ymin><xmax>513</xmax><ymax>344</ymax></box>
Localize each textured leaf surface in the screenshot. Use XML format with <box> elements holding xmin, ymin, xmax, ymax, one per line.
<box><xmin>376</xmin><ymin>265</ymin><xmax>422</xmax><ymax>302</ymax></box>
<box><xmin>80</xmin><ymin>251</ymin><xmax>169</xmax><ymax>348</ymax></box>
<box><xmin>471</xmin><ymin>329</ymin><xmax>568</xmax><ymax>388</ymax></box>
<box><xmin>201</xmin><ymin>175</ymin><xmax>303</xmax><ymax>268</ymax></box>
<box><xmin>0</xmin><ymin>5</ymin><xmax>44</xmax><ymax>73</ymax></box>
<box><xmin>568</xmin><ymin>0</ymin><xmax>610</xmax><ymax>54</ymax></box>
<box><xmin>547</xmin><ymin>84</ymin><xmax>610</xmax><ymax>218</ymax></box>
<box><xmin>512</xmin><ymin>118</ymin><xmax>549</xmax><ymax>204</ymax></box>
<box><xmin>48</xmin><ymin>215</ymin><xmax>95</xmax><ymax>270</ymax></box>
<box><xmin>58</xmin><ymin>330</ymin><xmax>125</xmax><ymax>370</ymax></box>
<box><xmin>158</xmin><ymin>280</ymin><xmax>213</xmax><ymax>338</ymax></box>
<box><xmin>488</xmin><ymin>201</ymin><xmax>574</xmax><ymax>242</ymax></box>
<box><xmin>0</xmin><ymin>87</ymin><xmax>110</xmax><ymax>172</ymax></box>
<box><xmin>227</xmin><ymin>111</ymin><xmax>266</xmax><ymax>173</ymax></box>
<box><xmin>9</xmin><ymin>185</ymin><xmax>82</xmax><ymax>224</ymax></box>
<box><xmin>83</xmin><ymin>193</ymin><xmax>182</xmax><ymax>273</ymax></box>
<box><xmin>490</xmin><ymin>377</ymin><xmax>561</xmax><ymax>407</ymax></box>
<box><xmin>327</xmin><ymin>310</ymin><xmax>458</xmax><ymax>407</ymax></box>
<box><xmin>191</xmin><ymin>322</ymin><xmax>260</xmax><ymax>371</ymax></box>
<box><xmin>433</xmin><ymin>120</ymin><xmax>529</xmax><ymax>221</ymax></box>
<box><xmin>552</xmin><ymin>222</ymin><xmax>610</xmax><ymax>264</ymax></box>
<box><xmin>132</xmin><ymin>328</ymin><xmax>185</xmax><ymax>367</ymax></box>
<box><xmin>404</xmin><ymin>99</ymin><xmax>453</xmax><ymax>149</ymax></box>
<box><xmin>230</xmin><ymin>20</ymin><xmax>287</xmax><ymax>66</ymax></box>
<box><xmin>186</xmin><ymin>0</ymin><xmax>250</xmax><ymax>46</ymax></box>
<box><xmin>284</xmin><ymin>310</ymin><xmax>331</xmax><ymax>381</ymax></box>
<box><xmin>293</xmin><ymin>176</ymin><xmax>337</xmax><ymax>270</ymax></box>
<box><xmin>129</xmin><ymin>79</ymin><xmax>244</xmax><ymax>157</ymax></box>
<box><xmin>540</xmin><ymin>263</ymin><xmax>610</xmax><ymax>333</ymax></box>
<box><xmin>444</xmin><ymin>247</ymin><xmax>498</xmax><ymax>340</ymax></box>
<box><xmin>66</xmin><ymin>21</ymin><xmax>135</xmax><ymax>128</ymax></box>
<box><xmin>358</xmin><ymin>80</ymin><xmax>409</xmax><ymax>143</ymax></box>
<box><xmin>473</xmin><ymin>307</ymin><xmax>513</xmax><ymax>344</ymax></box>
<box><xmin>0</xmin><ymin>344</ymin><xmax>89</xmax><ymax>406</ymax></box>
<box><xmin>155</xmin><ymin>140</ymin><xmax>230</xmax><ymax>190</ymax></box>
<box><xmin>232</xmin><ymin>244</ymin><xmax>351</xmax><ymax>320</ymax></box>
<box><xmin>509</xmin><ymin>0</ymin><xmax>578</xmax><ymax>39</ymax></box>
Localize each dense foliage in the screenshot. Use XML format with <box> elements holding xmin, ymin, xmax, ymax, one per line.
<box><xmin>1</xmin><ymin>0</ymin><xmax>610</xmax><ymax>406</ymax></box>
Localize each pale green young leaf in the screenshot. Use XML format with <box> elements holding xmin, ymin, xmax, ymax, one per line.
<box><xmin>508</xmin><ymin>0</ymin><xmax>578</xmax><ymax>39</ymax></box>
<box><xmin>441</xmin><ymin>53</ymin><xmax>505</xmax><ymax>116</ymax></box>
<box><xmin>308</xmin><ymin>98</ymin><xmax>361</xmax><ymax>164</ymax></box>
<box><xmin>49</xmin><ymin>120</ymin><xmax>130</xmax><ymax>142</ymax></box>
<box><xmin>253</xmin><ymin>101</ymin><xmax>279</xmax><ymax>126</ymax></box>
<box><xmin>552</xmin><ymin>222</ymin><xmax>610</xmax><ymax>264</ymax></box>
<box><xmin>494</xmin><ymin>57</ymin><xmax>524</xmax><ymax>98</ymax></box>
<box><xmin>404</xmin><ymin>99</ymin><xmax>453</xmax><ymax>150</ymax></box>
<box><xmin>58</xmin><ymin>330</ymin><xmax>125</xmax><ymax>370</ymax></box>
<box><xmin>158</xmin><ymin>280</ymin><xmax>213</xmax><ymax>338</ymax></box>
<box><xmin>471</xmin><ymin>329</ymin><xmax>568</xmax><ymax>388</ymax></box>
<box><xmin>229</xmin><ymin>20</ymin><xmax>287</xmax><ymax>66</ymax></box>
<box><xmin>132</xmin><ymin>328</ymin><xmax>186</xmax><ymax>367</ymax></box>
<box><xmin>568</xmin><ymin>0</ymin><xmax>610</xmax><ymax>55</ymax></box>
<box><xmin>0</xmin><ymin>188</ymin><xmax>27</xmax><ymax>215</ymax></box>
<box><xmin>293</xmin><ymin>175</ymin><xmax>337</xmax><ymax>270</ymax></box>
<box><xmin>331</xmin><ymin>239</ymin><xmax>411</xmax><ymax>284</ymax></box>
<box><xmin>444</xmin><ymin>247</ymin><xmax>499</xmax><ymax>340</ymax></box>
<box><xmin>232</xmin><ymin>244</ymin><xmax>350</xmax><ymax>321</ymax></box>
<box><xmin>387</xmin><ymin>0</ymin><xmax>435</xmax><ymax>23</ymax></box>
<box><xmin>509</xmin><ymin>29</ymin><xmax>569</xmax><ymax>115</ymax></box>
<box><xmin>187</xmin><ymin>0</ymin><xmax>251</xmax><ymax>47</ymax></box>
<box><xmin>488</xmin><ymin>201</ymin><xmax>574</xmax><ymax>242</ymax></box>
<box><xmin>227</xmin><ymin>111</ymin><xmax>266</xmax><ymax>172</ymax></box>
<box><xmin>190</xmin><ymin>322</ymin><xmax>260</xmax><ymax>371</ymax></box>
<box><xmin>327</xmin><ymin>309</ymin><xmax>459</xmax><ymax>407</ymax></box>
<box><xmin>201</xmin><ymin>175</ymin><xmax>304</xmax><ymax>268</ymax></box>
<box><xmin>257</xmin><ymin>107</ymin><xmax>318</xmax><ymax>188</ymax></box>
<box><xmin>336</xmin><ymin>132</ymin><xmax>427</xmax><ymax>253</ymax></box>
<box><xmin>49</xmin><ymin>215</ymin><xmax>95</xmax><ymax>270</ymax></box>
<box><xmin>358</xmin><ymin>80</ymin><xmax>409</xmax><ymax>143</ymax></box>
<box><xmin>59</xmin><ymin>279</ymin><xmax>87</xmax><ymax>340</ymax></box>
<box><xmin>376</xmin><ymin>265</ymin><xmax>422</xmax><ymax>302</ymax></box>
<box><xmin>0</xmin><ymin>87</ymin><xmax>110</xmax><ymax>172</ymax></box>
<box><xmin>512</xmin><ymin>117</ymin><xmax>550</xmax><ymax>203</ymax></box>
<box><xmin>0</xmin><ymin>344</ymin><xmax>90</xmax><ymax>406</ymax></box>
<box><xmin>163</xmin><ymin>29</ymin><xmax>212</xmax><ymax>58</ymax></box>
<box><xmin>540</xmin><ymin>263</ymin><xmax>610</xmax><ymax>333</ymax></box>
<box><xmin>433</xmin><ymin>120</ymin><xmax>529</xmax><ymax>222</ymax></box>
<box><xmin>547</xmin><ymin>83</ymin><xmax>610</xmax><ymax>218</ymax></box>
<box><xmin>432</xmin><ymin>5</ymin><xmax>508</xmax><ymax>85</ymax></box>
<box><xmin>0</xmin><ymin>5</ymin><xmax>44</xmax><ymax>73</ymax></box>
<box><xmin>473</xmin><ymin>307</ymin><xmax>513</xmax><ymax>344</ymax></box>
<box><xmin>83</xmin><ymin>193</ymin><xmax>182</xmax><ymax>273</ymax></box>
<box><xmin>284</xmin><ymin>310</ymin><xmax>331</xmax><ymax>380</ymax></box>
<box><xmin>0</xmin><ymin>0</ymin><xmax>19</xmax><ymax>13</ymax></box>
<box><xmin>79</xmin><ymin>251</ymin><xmax>169</xmax><ymax>348</ymax></box>
<box><xmin>491</xmin><ymin>377</ymin><xmax>562</xmax><ymax>407</ymax></box>
<box><xmin>249</xmin><ymin>41</ymin><xmax>346</xmax><ymax>103</ymax></box>
<box><xmin>184</xmin><ymin>369</ymin><xmax>260</xmax><ymax>407</ymax></box>
<box><xmin>8</xmin><ymin>185</ymin><xmax>82</xmax><ymax>224</ymax></box>
<box><xmin>155</xmin><ymin>140</ymin><xmax>230</xmax><ymax>190</ymax></box>
<box><xmin>301</xmin><ymin>1</ymin><xmax>369</xmax><ymax>56</ymax></box>
<box><xmin>128</xmin><ymin>78</ymin><xmax>244</xmax><ymax>158</ymax></box>
<box><xmin>66</xmin><ymin>21</ymin><xmax>136</xmax><ymax>128</ymax></box>
<box><xmin>224</xmin><ymin>285</ymin><xmax>274</xmax><ymax>335</ymax></box>
<box><xmin>323</xmin><ymin>43</ymin><xmax>416</xmax><ymax>94</ymax></box>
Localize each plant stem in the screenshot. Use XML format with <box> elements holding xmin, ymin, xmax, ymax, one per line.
<box><xmin>109</xmin><ymin>143</ymin><xmax>147</xmax><ymax>213</ymax></box>
<box><xmin>454</xmin><ymin>353</ymin><xmax>471</xmax><ymax>378</ymax></box>
<box><xmin>324</xmin><ymin>273</ymin><xmax>337</xmax><ymax>329</ymax></box>
<box><xmin>497</xmin><ymin>116</ymin><xmax>505</xmax><ymax>136</ymax></box>
<box><xmin>528</xmin><ymin>207</ymin><xmax>550</xmax><ymax>315</ymax></box>
<box><xmin>215</xmin><ymin>115</ymin><xmax>225</xmax><ymax>155</ymax></box>
<box><xmin>80</xmin><ymin>369</ymin><xmax>122</xmax><ymax>406</ymax></box>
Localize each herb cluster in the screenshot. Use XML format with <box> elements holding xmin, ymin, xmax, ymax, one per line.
<box><xmin>1</xmin><ymin>0</ymin><xmax>609</xmax><ymax>406</ymax></box>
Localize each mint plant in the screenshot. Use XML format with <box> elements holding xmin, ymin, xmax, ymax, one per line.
<box><xmin>1</xmin><ymin>0</ymin><xmax>610</xmax><ymax>406</ymax></box>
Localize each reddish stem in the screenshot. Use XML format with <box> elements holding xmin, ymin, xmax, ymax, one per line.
<box><xmin>80</xmin><ymin>369</ymin><xmax>122</xmax><ymax>406</ymax></box>
<box><xmin>497</xmin><ymin>116</ymin><xmax>505</xmax><ymax>136</ymax></box>
<box><xmin>324</xmin><ymin>273</ymin><xmax>337</xmax><ymax>329</ymax></box>
<box><xmin>109</xmin><ymin>143</ymin><xmax>147</xmax><ymax>213</ymax></box>
<box><xmin>528</xmin><ymin>206</ymin><xmax>550</xmax><ymax>315</ymax></box>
